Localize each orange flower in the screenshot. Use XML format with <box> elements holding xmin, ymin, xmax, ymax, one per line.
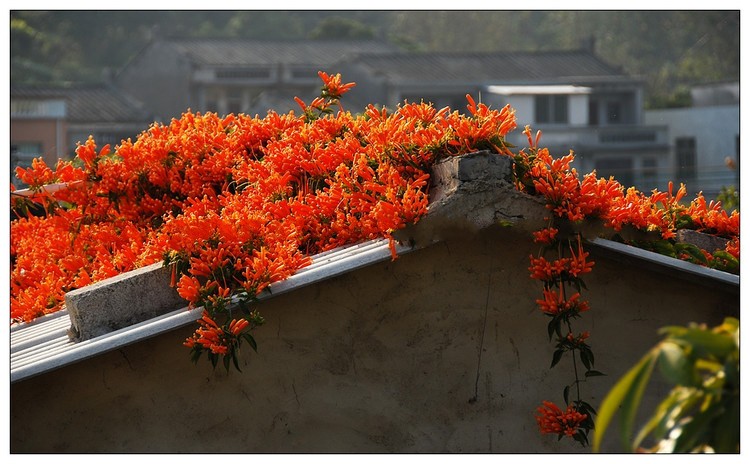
<box><xmin>532</xmin><ymin>227</ymin><xmax>558</xmax><ymax>245</ymax></box>
<box><xmin>229</xmin><ymin>318</ymin><xmax>250</xmax><ymax>336</ymax></box>
<box><xmin>176</xmin><ymin>275</ymin><xmax>202</xmax><ymax>305</ymax></box>
<box><xmin>567</xmin><ymin>239</ymin><xmax>594</xmax><ymax>277</ymax></box>
<box><xmin>536</xmin><ymin>401</ymin><xmax>588</xmax><ymax>437</ymax></box>
<box><xmin>536</xmin><ymin>287</ymin><xmax>590</xmax><ymax>316</ymax></box>
<box><xmin>318</xmin><ymin>71</ymin><xmax>356</xmax><ymax>99</ymax></box>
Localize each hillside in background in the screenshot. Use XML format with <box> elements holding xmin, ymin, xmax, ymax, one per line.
<box><xmin>10</xmin><ymin>10</ymin><xmax>739</xmax><ymax>108</ymax></box>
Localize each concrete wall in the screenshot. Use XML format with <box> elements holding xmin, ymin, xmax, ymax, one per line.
<box><xmin>10</xmin><ymin>226</ymin><xmax>738</xmax><ymax>453</ymax></box>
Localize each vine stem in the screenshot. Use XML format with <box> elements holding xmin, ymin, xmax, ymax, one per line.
<box><xmin>567</xmin><ymin>318</ymin><xmax>582</xmax><ymax>404</ymax></box>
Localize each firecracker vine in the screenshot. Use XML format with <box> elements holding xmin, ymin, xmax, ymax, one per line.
<box><xmin>10</xmin><ymin>71</ymin><xmax>740</xmax><ymax>446</ymax></box>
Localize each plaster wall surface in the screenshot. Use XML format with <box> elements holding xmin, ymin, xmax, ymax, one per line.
<box><xmin>10</xmin><ymin>227</ymin><xmax>738</xmax><ymax>453</ymax></box>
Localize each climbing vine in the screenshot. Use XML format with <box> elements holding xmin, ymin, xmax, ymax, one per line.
<box><xmin>10</xmin><ymin>72</ymin><xmax>739</xmax><ymax>444</ymax></box>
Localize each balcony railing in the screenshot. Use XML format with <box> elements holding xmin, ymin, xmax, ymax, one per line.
<box><xmin>506</xmin><ymin>124</ymin><xmax>669</xmax><ymax>151</ymax></box>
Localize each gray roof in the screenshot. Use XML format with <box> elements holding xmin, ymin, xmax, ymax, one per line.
<box><xmin>349</xmin><ymin>50</ymin><xmax>632</xmax><ymax>85</ymax></box>
<box><xmin>10</xmin><ymin>85</ymin><xmax>154</xmax><ymax>123</ymax></box>
<box><xmin>162</xmin><ymin>38</ymin><xmax>398</xmax><ymax>67</ymax></box>
<box><xmin>10</xmin><ymin>236</ymin><xmax>738</xmax><ymax>383</ymax></box>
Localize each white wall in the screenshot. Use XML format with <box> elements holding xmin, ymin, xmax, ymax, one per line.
<box><xmin>569</xmin><ymin>94</ymin><xmax>589</xmax><ymax>125</ymax></box>
<box><xmin>645</xmin><ymin>105</ymin><xmax>739</xmax><ymax>196</ymax></box>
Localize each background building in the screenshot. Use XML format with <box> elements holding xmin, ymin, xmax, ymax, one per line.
<box><xmin>114</xmin><ymin>38</ymin><xmax>398</xmax><ymax>121</ymax></box>
<box><xmin>644</xmin><ymin>82</ymin><xmax>740</xmax><ymax>198</ymax></box>
<box><xmin>10</xmin><ymin>84</ymin><xmax>154</xmax><ymax>187</ymax></box>
<box><xmin>12</xmin><ymin>36</ymin><xmax>736</xmax><ymax>199</ymax></box>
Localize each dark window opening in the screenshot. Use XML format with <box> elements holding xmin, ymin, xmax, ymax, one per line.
<box><xmin>607</xmin><ymin>102</ymin><xmax>622</xmax><ymax>124</ymax></box>
<box><xmin>595</xmin><ymin>157</ymin><xmax>634</xmax><ymax>187</ymax></box>
<box><xmin>216</xmin><ymin>68</ymin><xmax>271</xmax><ymax>80</ymax></box>
<box><xmin>642</xmin><ymin>157</ymin><xmax>658</xmax><ymax>188</ymax></box>
<box><xmin>676</xmin><ymin>137</ymin><xmax>697</xmax><ymax>186</ymax></box>
<box><xmin>588</xmin><ymin>100</ymin><xmax>599</xmax><ymax>126</ymax></box>
<box><xmin>535</xmin><ymin>95</ymin><xmax>568</xmax><ymax>124</ymax></box>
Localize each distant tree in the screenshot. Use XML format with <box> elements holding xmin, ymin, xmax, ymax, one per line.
<box><xmin>308</xmin><ymin>16</ymin><xmax>375</xmax><ymax>40</ymax></box>
<box><xmin>10</xmin><ymin>13</ymin><xmax>81</xmax><ymax>84</ymax></box>
<box><xmin>226</xmin><ymin>11</ymin><xmax>306</xmax><ymax>39</ymax></box>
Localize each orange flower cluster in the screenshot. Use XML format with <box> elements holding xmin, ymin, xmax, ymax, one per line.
<box><xmin>183</xmin><ymin>312</ymin><xmax>232</xmax><ymax>355</ymax></box>
<box><xmin>536</xmin><ymin>287</ymin><xmax>590</xmax><ymax>317</ymax></box>
<box><xmin>535</xmin><ymin>400</ymin><xmax>589</xmax><ymax>438</ymax></box>
<box><xmin>529</xmin><ymin>236</ymin><xmax>594</xmax><ymax>284</ymax></box>
<box><xmin>515</xmin><ymin>125</ymin><xmax>739</xmax><ymax>253</ymax></box>
<box><xmin>10</xmin><ymin>72</ymin><xmax>520</xmax><ymax>366</ymax></box>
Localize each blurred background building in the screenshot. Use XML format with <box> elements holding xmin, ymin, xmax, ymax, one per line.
<box><xmin>9</xmin><ymin>11</ymin><xmax>740</xmax><ymax>199</ymax></box>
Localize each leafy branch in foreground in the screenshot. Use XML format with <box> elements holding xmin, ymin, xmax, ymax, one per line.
<box><xmin>592</xmin><ymin>317</ymin><xmax>739</xmax><ymax>453</ymax></box>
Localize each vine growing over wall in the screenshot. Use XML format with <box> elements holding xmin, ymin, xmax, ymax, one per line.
<box><xmin>10</xmin><ymin>72</ymin><xmax>739</xmax><ymax>445</ymax></box>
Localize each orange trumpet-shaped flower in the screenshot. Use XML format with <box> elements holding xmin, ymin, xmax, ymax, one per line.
<box><xmin>536</xmin><ymin>287</ymin><xmax>590</xmax><ymax>316</ymax></box>
<box><xmin>318</xmin><ymin>71</ymin><xmax>356</xmax><ymax>99</ymax></box>
<box><xmin>229</xmin><ymin>318</ymin><xmax>250</xmax><ymax>336</ymax></box>
<box><xmin>536</xmin><ymin>401</ymin><xmax>588</xmax><ymax>437</ymax></box>
<box><xmin>532</xmin><ymin>227</ymin><xmax>559</xmax><ymax>245</ymax></box>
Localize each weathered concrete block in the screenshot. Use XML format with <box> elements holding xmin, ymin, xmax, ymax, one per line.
<box><xmin>394</xmin><ymin>151</ymin><xmax>548</xmax><ymax>247</ymax></box>
<box><xmin>676</xmin><ymin>229</ymin><xmax>730</xmax><ymax>253</ymax></box>
<box><xmin>65</xmin><ymin>262</ymin><xmax>186</xmax><ymax>341</ymax></box>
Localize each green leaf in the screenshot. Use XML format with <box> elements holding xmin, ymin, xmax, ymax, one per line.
<box><xmin>675</xmin><ymin>213</ymin><xmax>695</xmax><ymax>230</ymax></box>
<box><xmin>244</xmin><ymin>333</ymin><xmax>258</xmax><ymax>352</ymax></box>
<box><xmin>674</xmin><ymin>242</ymin><xmax>709</xmax><ymax>265</ymax></box>
<box><xmin>580</xmin><ymin>347</ymin><xmax>593</xmax><ymax>371</ymax></box>
<box><xmin>547</xmin><ymin>318</ymin><xmax>558</xmax><ymax>341</ymax></box>
<box><xmin>651</xmin><ymin>240</ymin><xmax>676</xmax><ymax>258</ymax></box>
<box><xmin>712</xmin><ymin>250</ymin><xmax>739</xmax><ymax>266</ymax></box>
<box><xmin>573</xmin><ymin>429</ymin><xmax>589</xmax><ymax>447</ymax></box>
<box><xmin>585</xmin><ymin>370</ymin><xmax>605</xmax><ymax>377</ymax></box>
<box><xmin>579</xmin><ymin>400</ymin><xmax>597</xmax><ymax>416</ymax></box>
<box><xmin>592</xmin><ymin>348</ymin><xmax>658</xmax><ymax>452</ymax></box>
<box><xmin>223</xmin><ymin>353</ymin><xmax>231</xmax><ymax>372</ymax></box>
<box><xmin>632</xmin><ymin>387</ymin><xmax>689</xmax><ymax>449</ymax></box>
<box><xmin>712</xmin><ymin>394</ymin><xmax>740</xmax><ymax>452</ymax></box>
<box><xmin>671</xmin><ymin>327</ymin><xmax>736</xmax><ymax>359</ymax></box>
<box><xmin>656</xmin><ymin>341</ymin><xmax>693</xmax><ymax>386</ymax></box>
<box><xmin>563</xmin><ymin>385</ymin><xmax>570</xmax><ymax>405</ymax></box>
<box><xmin>671</xmin><ymin>403</ymin><xmax>717</xmax><ymax>452</ymax></box>
<box><xmin>232</xmin><ymin>352</ymin><xmax>242</xmax><ymax>372</ymax></box>
<box><xmin>550</xmin><ymin>349</ymin><xmax>565</xmax><ymax>368</ymax></box>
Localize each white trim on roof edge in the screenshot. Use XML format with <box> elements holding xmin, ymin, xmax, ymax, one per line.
<box><xmin>486</xmin><ymin>85</ymin><xmax>592</xmax><ymax>95</ymax></box>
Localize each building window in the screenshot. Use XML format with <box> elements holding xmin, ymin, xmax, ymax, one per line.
<box><xmin>204</xmin><ymin>88</ymin><xmax>221</xmax><ymax>113</ymax></box>
<box><xmin>216</xmin><ymin>68</ymin><xmax>271</xmax><ymax>80</ymax></box>
<box><xmin>588</xmin><ymin>100</ymin><xmax>599</xmax><ymax>126</ymax></box>
<box><xmin>607</xmin><ymin>101</ymin><xmax>622</xmax><ymax>124</ymax></box>
<box><xmin>10</xmin><ymin>143</ymin><xmax>41</xmax><ymax>188</ymax></box>
<box><xmin>676</xmin><ymin>137</ymin><xmax>697</xmax><ymax>186</ymax></box>
<box><xmin>595</xmin><ymin>157</ymin><xmax>634</xmax><ymax>187</ymax></box>
<box><xmin>290</xmin><ymin>67</ymin><xmax>318</xmax><ymax>80</ymax></box>
<box><xmin>226</xmin><ymin>89</ymin><xmax>244</xmax><ymax>115</ymax></box>
<box><xmin>642</xmin><ymin>157</ymin><xmax>658</xmax><ymax>188</ymax></box>
<box><xmin>535</xmin><ymin>95</ymin><xmax>568</xmax><ymax>124</ymax></box>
